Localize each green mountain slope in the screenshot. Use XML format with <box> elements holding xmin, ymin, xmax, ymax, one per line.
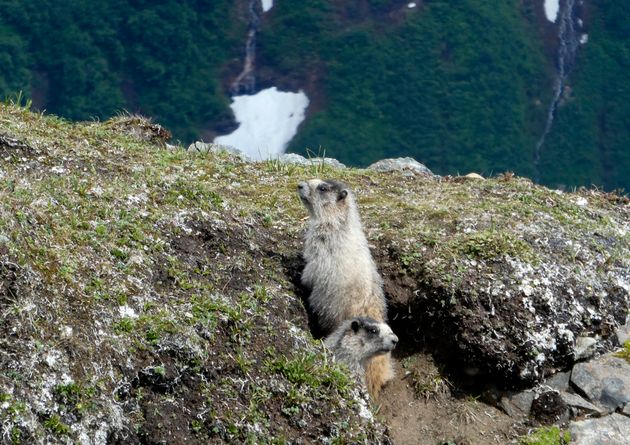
<box><xmin>266</xmin><ymin>1</ymin><xmax>548</xmax><ymax>179</ymax></box>
<box><xmin>0</xmin><ymin>0</ymin><xmax>628</xmax><ymax>191</ymax></box>
<box><xmin>0</xmin><ymin>0</ymin><xmax>239</xmax><ymax>140</ymax></box>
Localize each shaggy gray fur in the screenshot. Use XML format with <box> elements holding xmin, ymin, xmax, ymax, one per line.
<box><xmin>298</xmin><ymin>179</ymin><xmax>387</xmax><ymax>334</ymax></box>
<box><xmin>325</xmin><ymin>317</ymin><xmax>398</xmax><ymax>375</ymax></box>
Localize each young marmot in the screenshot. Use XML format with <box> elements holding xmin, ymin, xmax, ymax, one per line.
<box><xmin>298</xmin><ymin>179</ymin><xmax>394</xmax><ymax>396</ymax></box>
<box><xmin>325</xmin><ymin>317</ymin><xmax>398</xmax><ymax>380</ymax></box>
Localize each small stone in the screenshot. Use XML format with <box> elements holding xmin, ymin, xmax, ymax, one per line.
<box><xmin>499</xmin><ymin>390</ymin><xmax>535</xmax><ymax>418</ymax></box>
<box><xmin>187</xmin><ymin>141</ymin><xmax>250</xmax><ymax>161</ymax></box>
<box><xmin>622</xmin><ymin>403</ymin><xmax>630</xmax><ymax>417</ymax></box>
<box><xmin>574</xmin><ymin>336</ymin><xmax>598</xmax><ymax>360</ymax></box>
<box><xmin>277</xmin><ymin>153</ymin><xmax>346</xmax><ymax>169</ymax></box>
<box><xmin>367</xmin><ymin>157</ymin><xmax>433</xmax><ymax>175</ymax></box>
<box><xmin>530</xmin><ymin>390</ymin><xmax>569</xmax><ymax>424</ymax></box>
<box><xmin>559</xmin><ymin>391</ymin><xmax>606</xmax><ymax>416</ymax></box>
<box><xmin>544</xmin><ymin>371</ymin><xmax>571</xmax><ymax>392</ymax></box>
<box><xmin>571</xmin><ymin>354</ymin><xmax>630</xmax><ymax>412</ymax></box>
<box><xmin>463</xmin><ymin>172</ymin><xmax>484</xmax><ymax>180</ymax></box>
<box><xmin>569</xmin><ymin>413</ymin><xmax>630</xmax><ymax>445</ymax></box>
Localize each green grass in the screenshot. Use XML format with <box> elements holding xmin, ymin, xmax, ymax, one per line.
<box><xmin>614</xmin><ymin>340</ymin><xmax>630</xmax><ymax>364</ymax></box>
<box><xmin>43</xmin><ymin>414</ymin><xmax>71</xmax><ymax>436</ymax></box>
<box><xmin>520</xmin><ymin>426</ymin><xmax>570</xmax><ymax>445</ymax></box>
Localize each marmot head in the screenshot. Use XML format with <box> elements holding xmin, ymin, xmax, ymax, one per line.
<box><xmin>297</xmin><ymin>179</ymin><xmax>351</xmax><ymax>222</ymax></box>
<box><xmin>328</xmin><ymin>317</ymin><xmax>398</xmax><ymax>370</ymax></box>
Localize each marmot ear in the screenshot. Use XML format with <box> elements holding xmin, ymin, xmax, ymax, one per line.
<box><xmin>351</xmin><ymin>320</ymin><xmax>360</xmax><ymax>332</ymax></box>
<box><xmin>338</xmin><ymin>190</ymin><xmax>348</xmax><ymax>201</ymax></box>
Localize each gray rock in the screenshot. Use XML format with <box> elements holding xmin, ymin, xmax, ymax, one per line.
<box><xmin>575</xmin><ymin>336</ymin><xmax>598</xmax><ymax>360</ymax></box>
<box><xmin>463</xmin><ymin>172</ymin><xmax>484</xmax><ymax>180</ymax></box>
<box><xmin>569</xmin><ymin>413</ymin><xmax>630</xmax><ymax>445</ymax></box>
<box><xmin>367</xmin><ymin>157</ymin><xmax>433</xmax><ymax>175</ymax></box>
<box><xmin>276</xmin><ymin>153</ymin><xmax>346</xmax><ymax>169</ymax></box>
<box><xmin>616</xmin><ymin>317</ymin><xmax>630</xmax><ymax>345</ymax></box>
<box><xmin>499</xmin><ymin>390</ymin><xmax>535</xmax><ymax>418</ymax></box>
<box><xmin>559</xmin><ymin>391</ymin><xmax>607</xmax><ymax>416</ymax></box>
<box><xmin>571</xmin><ymin>354</ymin><xmax>630</xmax><ymax>412</ymax></box>
<box><xmin>187</xmin><ymin>141</ymin><xmax>251</xmax><ymax>161</ymax></box>
<box><xmin>622</xmin><ymin>404</ymin><xmax>630</xmax><ymax>417</ymax></box>
<box><xmin>545</xmin><ymin>371</ymin><xmax>571</xmax><ymax>392</ymax></box>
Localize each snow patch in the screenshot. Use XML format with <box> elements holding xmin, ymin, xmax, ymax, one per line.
<box><xmin>408</xmin><ymin>2</ymin><xmax>417</xmax><ymax>8</ymax></box>
<box><xmin>261</xmin><ymin>0</ymin><xmax>273</xmax><ymax>12</ymax></box>
<box><xmin>544</xmin><ymin>0</ymin><xmax>560</xmax><ymax>23</ymax></box>
<box><xmin>214</xmin><ymin>87</ymin><xmax>309</xmax><ymax>160</ymax></box>
<box><xmin>580</xmin><ymin>34</ymin><xmax>589</xmax><ymax>44</ymax></box>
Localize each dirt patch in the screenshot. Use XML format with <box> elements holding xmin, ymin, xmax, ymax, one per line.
<box><xmin>0</xmin><ymin>261</ymin><xmax>20</xmax><ymax>309</ymax></box>
<box><xmin>0</xmin><ymin>134</ymin><xmax>39</xmax><ymax>161</ymax></box>
<box><xmin>379</xmin><ymin>352</ymin><xmax>522</xmax><ymax>445</ymax></box>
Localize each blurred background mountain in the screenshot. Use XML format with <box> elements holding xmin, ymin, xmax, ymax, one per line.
<box><xmin>1</xmin><ymin>0</ymin><xmax>628</xmax><ymax>192</ymax></box>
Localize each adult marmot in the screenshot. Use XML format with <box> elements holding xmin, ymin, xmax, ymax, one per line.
<box><xmin>325</xmin><ymin>317</ymin><xmax>398</xmax><ymax>381</ymax></box>
<box><xmin>298</xmin><ymin>179</ymin><xmax>394</xmax><ymax>396</ymax></box>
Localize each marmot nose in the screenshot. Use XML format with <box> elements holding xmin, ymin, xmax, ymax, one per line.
<box><xmin>391</xmin><ymin>335</ymin><xmax>399</xmax><ymax>346</ymax></box>
<box><xmin>297</xmin><ymin>182</ymin><xmax>307</xmax><ymax>190</ymax></box>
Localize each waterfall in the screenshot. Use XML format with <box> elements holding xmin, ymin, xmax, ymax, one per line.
<box><xmin>231</xmin><ymin>0</ymin><xmax>261</xmax><ymax>95</ymax></box>
<box><xmin>215</xmin><ymin>1</ymin><xmax>310</xmax><ymax>160</ymax></box>
<box><xmin>534</xmin><ymin>0</ymin><xmax>581</xmax><ymax>182</ymax></box>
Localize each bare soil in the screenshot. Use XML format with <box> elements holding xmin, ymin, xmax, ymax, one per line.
<box><xmin>379</xmin><ymin>352</ymin><xmax>523</xmax><ymax>445</ymax></box>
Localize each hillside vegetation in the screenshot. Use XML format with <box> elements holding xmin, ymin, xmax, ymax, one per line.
<box><xmin>0</xmin><ymin>1</ymin><xmax>629</xmax><ymax>192</ymax></box>
<box><xmin>1</xmin><ymin>102</ymin><xmax>629</xmax><ymax>443</ymax></box>
<box><xmin>0</xmin><ymin>0</ymin><xmax>240</xmax><ymax>140</ymax></box>
<box><xmin>0</xmin><ymin>103</ymin><xmax>391</xmax><ymax>443</ymax></box>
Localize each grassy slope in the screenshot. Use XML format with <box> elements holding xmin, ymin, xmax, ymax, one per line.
<box><xmin>0</xmin><ymin>103</ymin><xmax>628</xmax><ymax>443</ymax></box>
<box><xmin>1</xmin><ymin>1</ymin><xmax>628</xmax><ymax>191</ymax></box>
<box><xmin>0</xmin><ymin>104</ymin><xmax>387</xmax><ymax>444</ymax></box>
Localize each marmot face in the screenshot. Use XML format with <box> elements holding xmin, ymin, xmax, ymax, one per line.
<box><xmin>297</xmin><ymin>179</ymin><xmax>349</xmax><ymax>222</ymax></box>
<box><xmin>348</xmin><ymin>317</ymin><xmax>398</xmax><ymax>358</ymax></box>
<box><xmin>325</xmin><ymin>317</ymin><xmax>398</xmax><ymax>369</ymax></box>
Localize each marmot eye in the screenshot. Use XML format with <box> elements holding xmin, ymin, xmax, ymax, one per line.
<box><xmin>368</xmin><ymin>327</ymin><xmax>379</xmax><ymax>335</ymax></box>
<box><xmin>318</xmin><ymin>185</ymin><xmax>328</xmax><ymax>192</ymax></box>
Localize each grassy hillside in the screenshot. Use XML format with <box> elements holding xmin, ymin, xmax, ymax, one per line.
<box><xmin>266</xmin><ymin>0</ymin><xmax>549</xmax><ymax>179</ymax></box>
<box><xmin>0</xmin><ymin>102</ymin><xmax>628</xmax><ymax>443</ymax></box>
<box><xmin>0</xmin><ymin>2</ymin><xmax>628</xmax><ymax>185</ymax></box>
<box><xmin>0</xmin><ymin>102</ymin><xmax>391</xmax><ymax>443</ymax></box>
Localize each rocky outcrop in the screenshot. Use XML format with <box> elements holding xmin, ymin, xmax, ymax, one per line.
<box><xmin>276</xmin><ymin>152</ymin><xmax>347</xmax><ymax>169</ymax></box>
<box><xmin>498</xmin><ymin>351</ymin><xmax>630</xmax><ymax>440</ymax></box>
<box><xmin>379</xmin><ymin>181</ymin><xmax>630</xmax><ymax>386</ymax></box>
<box><xmin>570</xmin><ymin>414</ymin><xmax>630</xmax><ymax>445</ymax></box>
<box><xmin>571</xmin><ymin>354</ymin><xmax>630</xmax><ymax>412</ymax></box>
<box><xmin>367</xmin><ymin>157</ymin><xmax>434</xmax><ymax>176</ymax></box>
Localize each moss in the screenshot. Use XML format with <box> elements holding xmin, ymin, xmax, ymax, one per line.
<box><xmin>457</xmin><ymin>230</ymin><xmax>536</xmax><ymax>262</ymax></box>
<box><xmin>53</xmin><ymin>383</ymin><xmax>97</xmax><ymax>416</ymax></box>
<box><xmin>43</xmin><ymin>414</ymin><xmax>71</xmax><ymax>436</ymax></box>
<box><xmin>614</xmin><ymin>340</ymin><xmax>630</xmax><ymax>364</ymax></box>
<box><xmin>520</xmin><ymin>426</ymin><xmax>570</xmax><ymax>445</ymax></box>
